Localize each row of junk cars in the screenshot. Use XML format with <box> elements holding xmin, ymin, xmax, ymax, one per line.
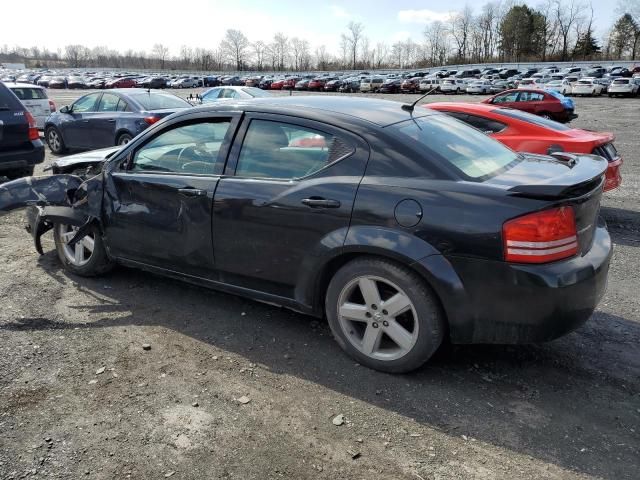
<box><xmin>3</xmin><ymin>64</ymin><xmax>640</xmax><ymax>97</ymax></box>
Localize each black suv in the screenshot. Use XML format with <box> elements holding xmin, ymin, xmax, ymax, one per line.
<box><xmin>0</xmin><ymin>82</ymin><xmax>45</xmax><ymax>180</ymax></box>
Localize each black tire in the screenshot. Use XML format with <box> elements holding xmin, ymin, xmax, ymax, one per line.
<box><xmin>53</xmin><ymin>223</ymin><xmax>114</xmax><ymax>277</ymax></box>
<box><xmin>608</xmin><ymin>93</ymin><xmax>613</xmax><ymax>98</ymax></box>
<box><xmin>116</xmin><ymin>133</ymin><xmax>133</xmax><ymax>146</ymax></box>
<box><xmin>45</xmin><ymin>126</ymin><xmax>66</xmax><ymax>154</ymax></box>
<box><xmin>325</xmin><ymin>257</ymin><xmax>445</xmax><ymax>373</ymax></box>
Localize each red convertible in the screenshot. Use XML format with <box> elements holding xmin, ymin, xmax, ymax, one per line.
<box><xmin>427</xmin><ymin>102</ymin><xmax>622</xmax><ymax>191</ymax></box>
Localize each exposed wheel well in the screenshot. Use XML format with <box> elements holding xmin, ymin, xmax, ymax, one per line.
<box><xmin>315</xmin><ymin>252</ymin><xmax>449</xmax><ymax>332</ymax></box>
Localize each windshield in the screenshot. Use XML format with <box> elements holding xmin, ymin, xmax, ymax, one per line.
<box><xmin>389</xmin><ymin>114</ymin><xmax>519</xmax><ymax>180</ymax></box>
<box><xmin>128</xmin><ymin>93</ymin><xmax>190</xmax><ymax>110</ymax></box>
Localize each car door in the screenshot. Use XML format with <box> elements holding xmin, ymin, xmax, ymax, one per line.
<box><xmin>514</xmin><ymin>91</ymin><xmax>541</xmax><ymax>114</ymax></box>
<box><xmin>211</xmin><ymin>114</ymin><xmax>369</xmax><ymax>299</ymax></box>
<box><xmin>89</xmin><ymin>93</ymin><xmax>123</xmax><ymax>148</ymax></box>
<box><xmin>102</xmin><ymin>115</ymin><xmax>239</xmax><ymax>278</ymax></box>
<box><xmin>62</xmin><ymin>93</ymin><xmax>101</xmax><ymax>148</ymax></box>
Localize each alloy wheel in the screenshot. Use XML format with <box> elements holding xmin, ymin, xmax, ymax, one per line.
<box><xmin>336</xmin><ymin>275</ymin><xmax>419</xmax><ymax>361</ymax></box>
<box><xmin>48</xmin><ymin>130</ymin><xmax>61</xmax><ymax>151</ymax></box>
<box><xmin>58</xmin><ymin>224</ymin><xmax>95</xmax><ymax>267</ymax></box>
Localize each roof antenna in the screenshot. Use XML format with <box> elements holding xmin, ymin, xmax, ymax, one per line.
<box><xmin>401</xmin><ymin>86</ymin><xmax>438</xmax><ymax>113</ymax></box>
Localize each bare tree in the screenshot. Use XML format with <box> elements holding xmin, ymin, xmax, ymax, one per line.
<box><xmin>315</xmin><ymin>45</ymin><xmax>329</xmax><ymax>70</ymax></box>
<box><xmin>220</xmin><ymin>29</ymin><xmax>249</xmax><ymax>70</ymax></box>
<box><xmin>450</xmin><ymin>5</ymin><xmax>474</xmax><ymax>61</ymax></box>
<box><xmin>252</xmin><ymin>41</ymin><xmax>266</xmax><ymax>71</ymax></box>
<box><xmin>291</xmin><ymin>38</ymin><xmax>310</xmax><ymax>70</ymax></box>
<box><xmin>424</xmin><ymin>21</ymin><xmax>449</xmax><ymax>66</ymax></box>
<box><xmin>373</xmin><ymin>42</ymin><xmax>389</xmax><ymax>68</ymax></box>
<box><xmin>271</xmin><ymin>33</ymin><xmax>289</xmax><ymax>70</ymax></box>
<box><xmin>554</xmin><ymin>0</ymin><xmax>586</xmax><ymax>60</ymax></box>
<box><xmin>344</xmin><ymin>21</ymin><xmax>365</xmax><ymax>69</ymax></box>
<box><xmin>152</xmin><ymin>43</ymin><xmax>169</xmax><ymax>69</ymax></box>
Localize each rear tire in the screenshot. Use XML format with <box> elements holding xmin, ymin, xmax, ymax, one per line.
<box><xmin>46</xmin><ymin>126</ymin><xmax>66</xmax><ymax>154</ymax></box>
<box><xmin>325</xmin><ymin>257</ymin><xmax>445</xmax><ymax>373</ymax></box>
<box><xmin>53</xmin><ymin>223</ymin><xmax>114</xmax><ymax>277</ymax></box>
<box><xmin>116</xmin><ymin>133</ymin><xmax>133</xmax><ymax>146</ymax></box>
<box><xmin>540</xmin><ymin>112</ymin><xmax>552</xmax><ymax>119</ymax></box>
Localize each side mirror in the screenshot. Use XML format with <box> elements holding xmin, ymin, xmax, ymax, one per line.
<box><xmin>60</xmin><ymin>105</ymin><xmax>70</xmax><ymax>114</ymax></box>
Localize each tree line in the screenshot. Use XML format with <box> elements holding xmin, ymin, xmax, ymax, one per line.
<box><xmin>2</xmin><ymin>0</ymin><xmax>640</xmax><ymax>73</ymax></box>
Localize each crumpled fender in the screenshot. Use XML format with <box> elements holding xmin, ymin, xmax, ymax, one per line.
<box><xmin>0</xmin><ymin>175</ymin><xmax>83</xmax><ymax>214</ymax></box>
<box><xmin>1</xmin><ymin>174</ymin><xmax>104</xmax><ymax>254</ymax></box>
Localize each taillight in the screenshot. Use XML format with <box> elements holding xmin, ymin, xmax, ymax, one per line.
<box><xmin>503</xmin><ymin>207</ymin><xmax>578</xmax><ymax>264</ymax></box>
<box><xmin>144</xmin><ymin>116</ymin><xmax>160</xmax><ymax>125</ymax></box>
<box><xmin>49</xmin><ymin>100</ymin><xmax>56</xmax><ymax>112</ymax></box>
<box><xmin>24</xmin><ymin>111</ymin><xmax>39</xmax><ymax>141</ymax></box>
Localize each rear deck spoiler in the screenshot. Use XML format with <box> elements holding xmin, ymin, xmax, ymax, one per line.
<box><xmin>508</xmin><ymin>153</ymin><xmax>607</xmax><ymax>199</ymax></box>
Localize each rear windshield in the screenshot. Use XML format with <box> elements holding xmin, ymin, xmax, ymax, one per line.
<box><xmin>9</xmin><ymin>87</ymin><xmax>47</xmax><ymax>100</ymax></box>
<box><xmin>493</xmin><ymin>108</ymin><xmax>571</xmax><ymax>131</ymax></box>
<box><xmin>389</xmin><ymin>114</ymin><xmax>519</xmax><ymax>180</ymax></box>
<box><xmin>127</xmin><ymin>93</ymin><xmax>190</xmax><ymax>110</ymax></box>
<box><xmin>613</xmin><ymin>79</ymin><xmax>629</xmax><ymax>84</ymax></box>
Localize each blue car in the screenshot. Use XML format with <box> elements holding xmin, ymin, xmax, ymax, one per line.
<box><xmin>44</xmin><ymin>89</ymin><xmax>191</xmax><ymax>154</ymax></box>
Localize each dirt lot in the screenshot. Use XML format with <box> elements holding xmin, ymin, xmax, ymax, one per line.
<box><xmin>0</xmin><ymin>90</ymin><xmax>638</xmax><ymax>480</ymax></box>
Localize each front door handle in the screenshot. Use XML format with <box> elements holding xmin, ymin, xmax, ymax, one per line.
<box><xmin>301</xmin><ymin>197</ymin><xmax>341</xmax><ymax>208</ymax></box>
<box><xmin>178</xmin><ymin>188</ymin><xmax>207</xmax><ymax>197</ymax></box>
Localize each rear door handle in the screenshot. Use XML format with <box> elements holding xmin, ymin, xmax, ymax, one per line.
<box><xmin>178</xmin><ymin>188</ymin><xmax>207</xmax><ymax>197</ymax></box>
<box><xmin>301</xmin><ymin>197</ymin><xmax>341</xmax><ymax>208</ymax></box>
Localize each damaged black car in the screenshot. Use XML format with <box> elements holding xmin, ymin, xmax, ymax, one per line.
<box><xmin>0</xmin><ymin>96</ymin><xmax>612</xmax><ymax>373</ymax></box>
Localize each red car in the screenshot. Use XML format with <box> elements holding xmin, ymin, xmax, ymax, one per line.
<box><xmin>105</xmin><ymin>77</ymin><xmax>136</xmax><ymax>89</ymax></box>
<box><xmin>307</xmin><ymin>78</ymin><xmax>328</xmax><ymax>91</ymax></box>
<box><xmin>270</xmin><ymin>79</ymin><xmax>286</xmax><ymax>90</ymax></box>
<box><xmin>282</xmin><ymin>77</ymin><xmax>300</xmax><ymax>90</ymax></box>
<box><xmin>482</xmin><ymin>88</ymin><xmax>577</xmax><ymax>123</ymax></box>
<box><xmin>427</xmin><ymin>102</ymin><xmax>622</xmax><ymax>191</ymax></box>
<box><xmin>400</xmin><ymin>77</ymin><xmax>421</xmax><ymax>93</ymax></box>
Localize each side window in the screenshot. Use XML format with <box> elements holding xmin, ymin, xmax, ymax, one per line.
<box><xmin>97</xmin><ymin>94</ymin><xmax>120</xmax><ymax>112</ymax></box>
<box><xmin>116</xmin><ymin>99</ymin><xmax>131</xmax><ymax>112</ymax></box>
<box><xmin>492</xmin><ymin>92</ymin><xmax>518</xmax><ymax>103</ymax></box>
<box><xmin>464</xmin><ymin>114</ymin><xmax>507</xmax><ymax>134</ymax></box>
<box><xmin>221</xmin><ymin>89</ymin><xmax>238</xmax><ymax>99</ymax></box>
<box><xmin>444</xmin><ymin>111</ymin><xmax>469</xmax><ymax>123</ymax></box>
<box><xmin>130</xmin><ymin>121</ymin><xmax>231</xmax><ymax>175</ymax></box>
<box><xmin>72</xmin><ymin>94</ymin><xmax>100</xmax><ymax>113</ymax></box>
<box><xmin>235</xmin><ymin>119</ymin><xmax>353</xmax><ymax>180</ymax></box>
<box><xmin>518</xmin><ymin>92</ymin><xmax>544</xmax><ymax>102</ymax></box>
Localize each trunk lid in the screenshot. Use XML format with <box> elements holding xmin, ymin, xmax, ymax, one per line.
<box><xmin>488</xmin><ymin>153</ymin><xmax>606</xmax><ymax>256</ymax></box>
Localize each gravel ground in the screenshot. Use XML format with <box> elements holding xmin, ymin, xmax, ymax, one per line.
<box><xmin>0</xmin><ymin>89</ymin><xmax>638</xmax><ymax>480</ymax></box>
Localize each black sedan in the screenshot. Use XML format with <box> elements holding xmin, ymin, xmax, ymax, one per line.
<box><xmin>44</xmin><ymin>89</ymin><xmax>191</xmax><ymax>153</ymax></box>
<box><xmin>1</xmin><ymin>96</ymin><xmax>611</xmax><ymax>373</ymax></box>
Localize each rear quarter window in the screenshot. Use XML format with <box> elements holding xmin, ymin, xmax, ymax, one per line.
<box><xmin>0</xmin><ymin>83</ymin><xmax>23</xmax><ymax>110</ymax></box>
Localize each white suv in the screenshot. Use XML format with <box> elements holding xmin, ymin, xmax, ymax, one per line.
<box><xmin>608</xmin><ymin>78</ymin><xmax>640</xmax><ymax>97</ymax></box>
<box><xmin>439</xmin><ymin>78</ymin><xmax>467</xmax><ymax>94</ymax></box>
<box><xmin>7</xmin><ymin>83</ymin><xmax>55</xmax><ymax>129</ymax></box>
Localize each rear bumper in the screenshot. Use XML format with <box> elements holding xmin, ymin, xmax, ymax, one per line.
<box><xmin>0</xmin><ymin>141</ymin><xmax>45</xmax><ymax>172</ymax></box>
<box><xmin>429</xmin><ymin>223</ymin><xmax>611</xmax><ymax>344</ymax></box>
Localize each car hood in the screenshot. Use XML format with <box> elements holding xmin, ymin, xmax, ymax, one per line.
<box><xmin>48</xmin><ymin>146</ymin><xmax>121</xmax><ymax>171</ymax></box>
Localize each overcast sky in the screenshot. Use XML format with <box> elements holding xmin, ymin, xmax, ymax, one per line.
<box><xmin>1</xmin><ymin>0</ymin><xmax>618</xmax><ymax>56</ymax></box>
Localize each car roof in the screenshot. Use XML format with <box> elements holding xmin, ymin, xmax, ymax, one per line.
<box><xmin>193</xmin><ymin>96</ymin><xmax>433</xmax><ymax>127</ymax></box>
<box><xmin>6</xmin><ymin>82</ymin><xmax>44</xmax><ymax>89</ymax></box>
